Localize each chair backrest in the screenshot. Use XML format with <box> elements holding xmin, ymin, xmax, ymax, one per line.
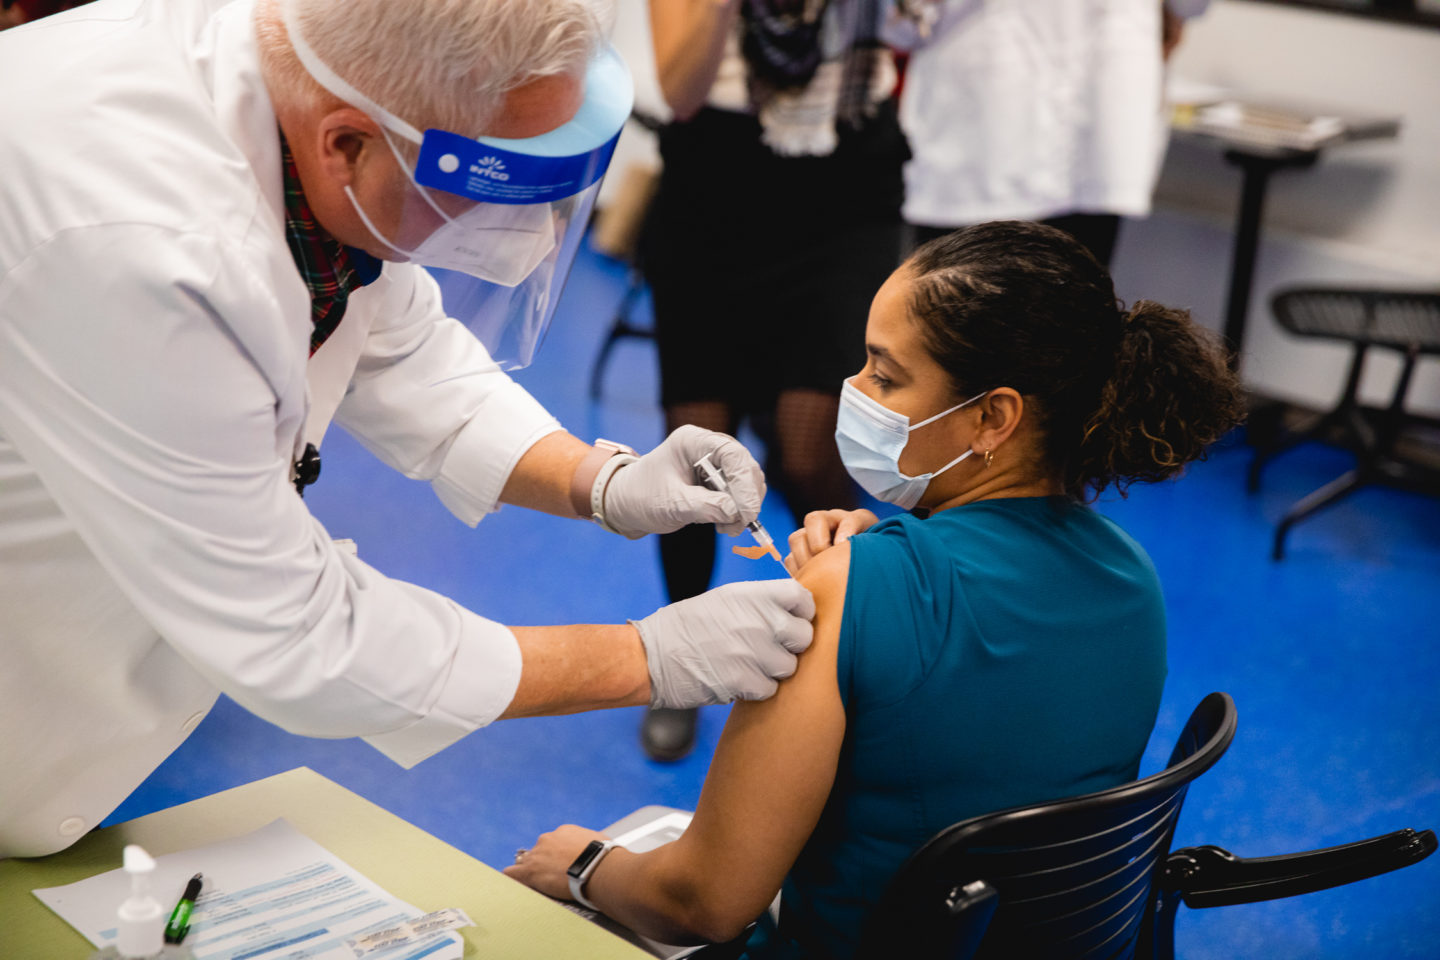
<box><xmin>1272</xmin><ymin>288</ymin><xmax>1440</xmax><ymax>355</ymax></box>
<box><xmin>856</xmin><ymin>692</ymin><xmax>1238</xmax><ymax>960</ymax></box>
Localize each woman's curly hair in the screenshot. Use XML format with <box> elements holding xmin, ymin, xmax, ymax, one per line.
<box><xmin>906</xmin><ymin>221</ymin><xmax>1246</xmax><ymax>500</ymax></box>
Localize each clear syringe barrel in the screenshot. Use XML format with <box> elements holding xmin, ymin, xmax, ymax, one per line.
<box><xmin>694</xmin><ymin>454</ymin><xmax>786</xmax><ymax>568</ymax></box>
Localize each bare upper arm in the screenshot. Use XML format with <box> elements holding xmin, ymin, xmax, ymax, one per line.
<box><xmin>652</xmin><ymin>544</ymin><xmax>852</xmax><ymax>938</ymax></box>
<box><xmin>648</xmin><ymin>1</ymin><xmax>739</xmax><ymax>120</ymax></box>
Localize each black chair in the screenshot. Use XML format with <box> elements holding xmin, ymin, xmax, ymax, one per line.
<box><xmin>854</xmin><ymin>692</ymin><xmax>1436</xmax><ymax>959</ymax></box>
<box><xmin>1247</xmin><ymin>288</ymin><xmax>1440</xmax><ymax>560</ymax></box>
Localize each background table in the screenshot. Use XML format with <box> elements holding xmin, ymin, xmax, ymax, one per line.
<box><xmin>1169</xmin><ymin>96</ymin><xmax>1401</xmax><ymax>371</ymax></box>
<box><xmin>0</xmin><ymin>767</ymin><xmax>650</xmax><ymax>960</ymax></box>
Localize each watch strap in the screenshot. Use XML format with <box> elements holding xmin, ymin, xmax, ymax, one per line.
<box><xmin>569</xmin><ymin>439</ymin><xmax>636</xmax><ymax>519</ymax></box>
<box><xmin>567</xmin><ymin>839</ymin><xmax>617</xmax><ymax>911</ymax></box>
<box><xmin>589</xmin><ymin>453</ymin><xmax>640</xmax><ymax>537</ymax></box>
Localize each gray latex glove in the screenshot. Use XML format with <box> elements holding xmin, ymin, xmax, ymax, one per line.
<box><xmin>632</xmin><ymin>579</ymin><xmax>816</xmax><ymax>708</ymax></box>
<box><xmin>602</xmin><ymin>425</ymin><xmax>765</xmax><ymax>538</ymax></box>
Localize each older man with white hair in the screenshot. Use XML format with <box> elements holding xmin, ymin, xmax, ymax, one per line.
<box><xmin>0</xmin><ymin>0</ymin><xmax>813</xmax><ymax>858</ymax></box>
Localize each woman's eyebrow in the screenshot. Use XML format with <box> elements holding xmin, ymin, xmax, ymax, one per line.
<box><xmin>866</xmin><ymin>343</ymin><xmax>907</xmax><ymax>372</ymax></box>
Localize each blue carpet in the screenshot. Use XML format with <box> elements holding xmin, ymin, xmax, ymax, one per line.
<box><xmin>109</xmin><ymin>244</ymin><xmax>1440</xmax><ymax>958</ymax></box>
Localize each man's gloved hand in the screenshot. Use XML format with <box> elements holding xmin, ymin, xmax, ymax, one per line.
<box><xmin>631</xmin><ymin>579</ymin><xmax>816</xmax><ymax>708</ymax></box>
<box><xmin>602</xmin><ymin>425</ymin><xmax>765</xmax><ymax>538</ymax></box>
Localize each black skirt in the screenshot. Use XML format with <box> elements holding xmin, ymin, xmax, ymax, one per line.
<box><xmin>641</xmin><ymin>101</ymin><xmax>908</xmax><ymax>412</ymax></box>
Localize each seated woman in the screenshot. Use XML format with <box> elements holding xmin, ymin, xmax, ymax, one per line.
<box><xmin>504</xmin><ymin>220</ymin><xmax>1245</xmax><ymax>958</ymax></box>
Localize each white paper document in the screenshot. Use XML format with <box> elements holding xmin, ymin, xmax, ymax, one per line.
<box><xmin>33</xmin><ymin>819</ymin><xmax>467</xmax><ymax>960</ymax></box>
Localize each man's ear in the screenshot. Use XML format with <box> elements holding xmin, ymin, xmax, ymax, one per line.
<box><xmin>314</xmin><ymin>107</ymin><xmax>383</xmax><ymax>187</ymax></box>
<box><xmin>972</xmin><ymin>387</ymin><xmax>1024</xmax><ymax>456</ymax></box>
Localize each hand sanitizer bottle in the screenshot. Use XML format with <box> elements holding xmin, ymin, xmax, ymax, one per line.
<box><xmin>88</xmin><ymin>845</ymin><xmax>194</xmax><ymax>959</ymax></box>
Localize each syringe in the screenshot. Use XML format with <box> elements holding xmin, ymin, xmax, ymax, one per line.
<box><xmin>694</xmin><ymin>453</ymin><xmax>787</xmax><ymax>570</ymax></box>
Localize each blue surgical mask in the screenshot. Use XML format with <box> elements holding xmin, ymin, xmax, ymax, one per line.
<box><xmin>835</xmin><ymin>378</ymin><xmax>986</xmax><ymax>510</ymax></box>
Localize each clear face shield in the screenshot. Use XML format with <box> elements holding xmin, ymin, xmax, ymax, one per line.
<box><xmin>282</xmin><ymin>2</ymin><xmax>633</xmax><ymax>369</ymax></box>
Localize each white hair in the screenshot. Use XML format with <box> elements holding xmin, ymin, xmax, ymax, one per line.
<box><xmin>256</xmin><ymin>0</ymin><xmax>613</xmax><ymax>135</ymax></box>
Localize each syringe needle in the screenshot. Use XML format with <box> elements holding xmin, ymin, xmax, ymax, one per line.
<box><xmin>695</xmin><ymin>454</ymin><xmax>789</xmax><ymax>572</ymax></box>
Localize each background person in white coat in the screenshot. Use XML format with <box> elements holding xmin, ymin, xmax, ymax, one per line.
<box><xmin>889</xmin><ymin>0</ymin><xmax>1210</xmax><ymax>266</ymax></box>
<box><xmin>0</xmin><ymin>0</ymin><xmax>813</xmax><ymax>859</ymax></box>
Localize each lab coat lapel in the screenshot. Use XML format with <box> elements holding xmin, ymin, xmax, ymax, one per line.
<box><xmin>199</xmin><ymin>0</ymin><xmax>369</xmax><ymax>462</ymax></box>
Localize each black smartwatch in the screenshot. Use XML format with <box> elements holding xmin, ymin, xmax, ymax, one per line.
<box><xmin>566</xmin><ymin>839</ymin><xmax>617</xmax><ymax>910</ymax></box>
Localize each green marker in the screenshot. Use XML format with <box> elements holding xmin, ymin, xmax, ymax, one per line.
<box><xmin>163</xmin><ymin>873</ymin><xmax>203</xmax><ymax>945</ymax></box>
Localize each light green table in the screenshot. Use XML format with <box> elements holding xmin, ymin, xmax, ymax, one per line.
<box><xmin>0</xmin><ymin>767</ymin><xmax>650</xmax><ymax>959</ymax></box>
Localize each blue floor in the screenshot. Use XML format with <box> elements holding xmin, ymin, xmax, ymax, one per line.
<box><xmin>109</xmin><ymin>243</ymin><xmax>1440</xmax><ymax>958</ymax></box>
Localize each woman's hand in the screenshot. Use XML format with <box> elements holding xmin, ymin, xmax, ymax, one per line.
<box><xmin>785</xmin><ymin>509</ymin><xmax>879</xmax><ymax>576</ymax></box>
<box><xmin>503</xmin><ymin>825</ymin><xmax>609</xmax><ymax>900</ymax></box>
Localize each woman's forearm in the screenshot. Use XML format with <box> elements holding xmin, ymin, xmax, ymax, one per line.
<box><xmin>584</xmin><ymin>838</ymin><xmax>751</xmax><ymax>944</ymax></box>
<box><xmin>650</xmin><ymin>0</ymin><xmax>741</xmax><ymax>121</ymax></box>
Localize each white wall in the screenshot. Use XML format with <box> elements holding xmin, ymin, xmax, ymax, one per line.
<box><xmin>1114</xmin><ymin>0</ymin><xmax>1440</xmax><ymax>413</ymax></box>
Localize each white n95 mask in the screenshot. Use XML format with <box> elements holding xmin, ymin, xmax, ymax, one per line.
<box><xmin>835</xmin><ymin>378</ymin><xmax>987</xmax><ymax>510</ymax></box>
<box><xmin>344</xmin><ymin>153</ymin><xmax>557</xmax><ymax>288</ymax></box>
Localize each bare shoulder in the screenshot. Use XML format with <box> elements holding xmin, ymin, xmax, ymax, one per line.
<box><xmin>794</xmin><ymin>544</ymin><xmax>846</xmax><ymax>590</ymax></box>
<box><xmin>795</xmin><ymin>539</ymin><xmax>852</xmax><ymax>610</ymax></box>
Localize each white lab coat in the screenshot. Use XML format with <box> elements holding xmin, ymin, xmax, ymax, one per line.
<box><xmin>891</xmin><ymin>0</ymin><xmax>1203</xmax><ymax>226</ymax></box>
<box><xmin>0</xmin><ymin>0</ymin><xmax>563</xmax><ymax>857</ymax></box>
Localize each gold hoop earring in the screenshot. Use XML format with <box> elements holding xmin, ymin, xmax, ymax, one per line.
<box><xmin>984</xmin><ymin>448</ymin><xmax>995</xmax><ymax>468</ymax></box>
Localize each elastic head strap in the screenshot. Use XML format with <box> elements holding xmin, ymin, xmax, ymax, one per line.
<box><xmin>279</xmin><ymin>0</ymin><xmax>426</xmax><ymax>144</ymax></box>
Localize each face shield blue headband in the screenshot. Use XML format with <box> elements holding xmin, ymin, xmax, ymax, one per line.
<box><xmin>282</xmin><ymin>1</ymin><xmax>634</xmax><ymax>368</ymax></box>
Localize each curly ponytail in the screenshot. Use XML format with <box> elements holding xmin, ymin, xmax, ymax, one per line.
<box><xmin>906</xmin><ymin>221</ymin><xmax>1245</xmax><ymax>500</ymax></box>
<box><xmin>1076</xmin><ymin>301</ymin><xmax>1245</xmax><ymax>498</ymax></box>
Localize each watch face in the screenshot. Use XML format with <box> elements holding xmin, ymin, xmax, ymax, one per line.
<box><xmin>567</xmin><ymin>840</ymin><xmax>606</xmax><ymax>879</ymax></box>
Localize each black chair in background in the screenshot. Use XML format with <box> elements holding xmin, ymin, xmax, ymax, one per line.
<box><xmin>855</xmin><ymin>692</ymin><xmax>1436</xmax><ymax>959</ymax></box>
<box><xmin>1247</xmin><ymin>288</ymin><xmax>1440</xmax><ymax>560</ymax></box>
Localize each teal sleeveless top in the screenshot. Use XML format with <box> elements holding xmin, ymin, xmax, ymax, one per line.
<box><xmin>748</xmin><ymin>497</ymin><xmax>1167</xmax><ymax>959</ymax></box>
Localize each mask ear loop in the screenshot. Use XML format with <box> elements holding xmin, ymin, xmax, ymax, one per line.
<box><xmin>907</xmin><ymin>390</ymin><xmax>988</xmax><ymax>432</ymax></box>
<box><xmin>912</xmin><ymin>446</ymin><xmax>975</xmax><ymax>480</ymax></box>
<box><xmin>344</xmin><ymin>184</ymin><xmax>411</xmax><ymax>258</ymax></box>
<box><xmin>897</xmin><ymin>390</ymin><xmax>988</xmax><ymax>481</ymax></box>
<box><xmin>355</xmin><ymin>126</ymin><xmax>510</xmax><ymax>258</ymax></box>
<box><xmin>283</xmin><ymin>0</ymin><xmax>459</xmax><ymax>251</ymax></box>
<box><xmin>377</xmin><ymin>127</ymin><xmax>463</xmax><ymax>228</ymax></box>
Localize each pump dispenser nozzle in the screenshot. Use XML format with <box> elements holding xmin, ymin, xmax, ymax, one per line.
<box><xmin>116</xmin><ymin>845</ymin><xmax>165</xmax><ymax>959</ymax></box>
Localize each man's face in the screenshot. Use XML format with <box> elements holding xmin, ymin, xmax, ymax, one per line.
<box><xmin>308</xmin><ymin>70</ymin><xmax>584</xmax><ymax>258</ymax></box>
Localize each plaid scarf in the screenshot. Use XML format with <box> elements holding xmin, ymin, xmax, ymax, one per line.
<box><xmin>741</xmin><ymin>0</ymin><xmax>828</xmax><ymax>90</ymax></box>
<box><xmin>740</xmin><ymin>0</ymin><xmax>883</xmax><ymax>135</ymax></box>
<box><xmin>279</xmin><ymin>130</ymin><xmax>382</xmax><ymax>355</ymax></box>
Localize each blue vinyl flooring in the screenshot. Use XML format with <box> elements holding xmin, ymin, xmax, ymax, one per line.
<box><xmin>109</xmin><ymin>243</ymin><xmax>1440</xmax><ymax>958</ymax></box>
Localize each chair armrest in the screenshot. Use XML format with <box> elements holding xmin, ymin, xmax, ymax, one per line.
<box><xmin>1163</xmin><ymin>828</ymin><xmax>1437</xmax><ymax>908</ymax></box>
<box><xmin>943</xmin><ymin>880</ymin><xmax>999</xmax><ymax>959</ymax></box>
